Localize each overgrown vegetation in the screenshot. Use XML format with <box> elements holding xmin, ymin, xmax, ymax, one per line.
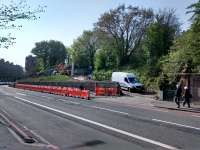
<box><xmin>0</xmin><ymin>59</ymin><xmax>24</xmax><ymax>81</ymax></box>
<box><xmin>93</xmin><ymin>70</ymin><xmax>113</xmax><ymax>81</ymax></box>
<box><xmin>19</xmin><ymin>75</ymin><xmax>71</xmax><ymax>82</ymax></box>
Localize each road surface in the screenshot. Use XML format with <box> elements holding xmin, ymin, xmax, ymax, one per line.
<box><xmin>0</xmin><ymin>86</ymin><xmax>200</xmax><ymax>150</ymax></box>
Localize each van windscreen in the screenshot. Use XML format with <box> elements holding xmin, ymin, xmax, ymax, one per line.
<box><xmin>128</xmin><ymin>77</ymin><xmax>139</xmax><ymax>83</ymax></box>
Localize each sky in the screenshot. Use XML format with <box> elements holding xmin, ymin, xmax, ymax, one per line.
<box><xmin>0</xmin><ymin>0</ymin><xmax>198</xmax><ymax>67</ymax></box>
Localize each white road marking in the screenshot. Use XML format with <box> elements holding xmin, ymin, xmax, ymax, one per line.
<box><xmin>40</xmin><ymin>95</ymin><xmax>52</xmax><ymax>99</ymax></box>
<box><xmin>192</xmin><ymin>115</ymin><xmax>200</xmax><ymax>118</ymax></box>
<box><xmin>91</xmin><ymin>106</ymin><xmax>129</xmax><ymax>115</ymax></box>
<box><xmin>16</xmin><ymin>93</ymin><xmax>26</xmax><ymax>96</ymax></box>
<box><xmin>41</xmin><ymin>95</ymin><xmax>47</xmax><ymax>98</ymax></box>
<box><xmin>152</xmin><ymin>109</ymin><xmax>169</xmax><ymax>113</ymax></box>
<box><xmin>152</xmin><ymin>119</ymin><xmax>200</xmax><ymax>131</ymax></box>
<box><xmin>57</xmin><ymin>99</ymin><xmax>80</xmax><ymax>105</ymax></box>
<box><xmin>58</xmin><ymin>99</ymin><xmax>127</xmax><ymax>114</ymax></box>
<box><xmin>68</xmin><ymin>101</ymin><xmax>80</xmax><ymax>105</ymax></box>
<box><xmin>57</xmin><ymin>99</ymin><xmax>67</xmax><ymax>102</ymax></box>
<box><xmin>14</xmin><ymin>96</ymin><xmax>179</xmax><ymax>150</ymax></box>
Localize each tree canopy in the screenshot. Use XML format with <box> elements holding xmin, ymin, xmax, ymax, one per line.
<box><xmin>25</xmin><ymin>55</ymin><xmax>37</xmax><ymax>76</ymax></box>
<box><xmin>31</xmin><ymin>40</ymin><xmax>67</xmax><ymax>70</ymax></box>
<box><xmin>95</xmin><ymin>5</ymin><xmax>154</xmax><ymax>66</ymax></box>
<box><xmin>0</xmin><ymin>0</ymin><xmax>44</xmax><ymax>48</ymax></box>
<box><xmin>187</xmin><ymin>0</ymin><xmax>200</xmax><ymax>24</ymax></box>
<box><xmin>144</xmin><ymin>9</ymin><xmax>180</xmax><ymax>76</ymax></box>
<box><xmin>161</xmin><ymin>0</ymin><xmax>200</xmax><ymax>83</ymax></box>
<box><xmin>0</xmin><ymin>59</ymin><xmax>24</xmax><ymax>81</ymax></box>
<box><xmin>71</xmin><ymin>30</ymin><xmax>98</xmax><ymax>68</ymax></box>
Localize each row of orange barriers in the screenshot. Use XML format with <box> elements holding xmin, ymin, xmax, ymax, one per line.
<box><xmin>15</xmin><ymin>84</ymin><xmax>90</xmax><ymax>100</ymax></box>
<box><xmin>95</xmin><ymin>87</ymin><xmax>120</xmax><ymax>96</ymax></box>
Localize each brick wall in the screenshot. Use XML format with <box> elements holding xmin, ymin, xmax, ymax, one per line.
<box><xmin>190</xmin><ymin>75</ymin><xmax>200</xmax><ymax>101</ymax></box>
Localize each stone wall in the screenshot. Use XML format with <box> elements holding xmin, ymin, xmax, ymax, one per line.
<box><xmin>190</xmin><ymin>75</ymin><xmax>200</xmax><ymax>101</ymax></box>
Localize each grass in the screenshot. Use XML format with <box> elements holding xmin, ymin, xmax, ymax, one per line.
<box><xmin>19</xmin><ymin>75</ymin><xmax>71</xmax><ymax>82</ymax></box>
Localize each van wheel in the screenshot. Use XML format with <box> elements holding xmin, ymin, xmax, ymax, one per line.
<box><xmin>128</xmin><ymin>88</ymin><xmax>134</xmax><ymax>93</ymax></box>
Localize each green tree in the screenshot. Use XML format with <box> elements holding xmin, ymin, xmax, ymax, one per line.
<box><xmin>0</xmin><ymin>1</ymin><xmax>44</xmax><ymax>48</ymax></box>
<box><xmin>94</xmin><ymin>48</ymin><xmax>116</xmax><ymax>71</ymax></box>
<box><xmin>95</xmin><ymin>4</ymin><xmax>154</xmax><ymax>66</ymax></box>
<box><xmin>187</xmin><ymin>0</ymin><xmax>200</xmax><ymax>26</ymax></box>
<box><xmin>71</xmin><ymin>30</ymin><xmax>98</xmax><ymax>68</ymax></box>
<box><xmin>25</xmin><ymin>55</ymin><xmax>37</xmax><ymax>76</ymax></box>
<box><xmin>94</xmin><ymin>32</ymin><xmax>117</xmax><ymax>71</ymax></box>
<box><xmin>31</xmin><ymin>40</ymin><xmax>67</xmax><ymax>70</ymax></box>
<box><xmin>0</xmin><ymin>59</ymin><xmax>24</xmax><ymax>81</ymax></box>
<box><xmin>159</xmin><ymin>1</ymin><xmax>200</xmax><ymax>85</ymax></box>
<box><xmin>161</xmin><ymin>31</ymin><xmax>193</xmax><ymax>82</ymax></box>
<box><xmin>145</xmin><ymin>9</ymin><xmax>180</xmax><ymax>76</ymax></box>
<box><xmin>186</xmin><ymin>0</ymin><xmax>200</xmax><ymax>71</ymax></box>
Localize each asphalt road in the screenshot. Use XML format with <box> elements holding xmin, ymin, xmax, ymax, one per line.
<box><xmin>0</xmin><ymin>86</ymin><xmax>200</xmax><ymax>150</ymax></box>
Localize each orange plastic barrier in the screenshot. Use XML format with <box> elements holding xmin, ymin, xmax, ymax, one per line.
<box><xmin>62</xmin><ymin>87</ymin><xmax>69</xmax><ymax>96</ymax></box>
<box><xmin>81</xmin><ymin>90</ymin><xmax>90</xmax><ymax>100</ymax></box>
<box><xmin>95</xmin><ymin>87</ymin><xmax>106</xmax><ymax>96</ymax></box>
<box><xmin>15</xmin><ymin>84</ymin><xmax>90</xmax><ymax>100</ymax></box>
<box><xmin>68</xmin><ymin>88</ymin><xmax>73</xmax><ymax>97</ymax></box>
<box><xmin>74</xmin><ymin>88</ymin><xmax>81</xmax><ymax>98</ymax></box>
<box><xmin>95</xmin><ymin>87</ymin><xmax>119</xmax><ymax>96</ymax></box>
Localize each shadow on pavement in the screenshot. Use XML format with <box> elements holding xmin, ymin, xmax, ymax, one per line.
<box><xmin>66</xmin><ymin>140</ymin><xmax>106</xmax><ymax>149</ymax></box>
<box><xmin>154</xmin><ymin>105</ymin><xmax>200</xmax><ymax>113</ymax></box>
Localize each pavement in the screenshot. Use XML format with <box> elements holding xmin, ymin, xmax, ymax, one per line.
<box><xmin>152</xmin><ymin>100</ymin><xmax>200</xmax><ymax>113</ymax></box>
<box><xmin>94</xmin><ymin>94</ymin><xmax>200</xmax><ymax>114</ymax></box>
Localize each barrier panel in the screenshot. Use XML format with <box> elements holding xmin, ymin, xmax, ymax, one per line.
<box><xmin>95</xmin><ymin>82</ymin><xmax>120</xmax><ymax>96</ymax></box>
<box><xmin>81</xmin><ymin>90</ymin><xmax>90</xmax><ymax>100</ymax></box>
<box><xmin>15</xmin><ymin>83</ymin><xmax>90</xmax><ymax>100</ymax></box>
<box><xmin>68</xmin><ymin>87</ymin><xmax>73</xmax><ymax>97</ymax></box>
<box><xmin>95</xmin><ymin>87</ymin><xmax>106</xmax><ymax>96</ymax></box>
<box><xmin>75</xmin><ymin>88</ymin><xmax>82</xmax><ymax>98</ymax></box>
<box><xmin>62</xmin><ymin>87</ymin><xmax>68</xmax><ymax>96</ymax></box>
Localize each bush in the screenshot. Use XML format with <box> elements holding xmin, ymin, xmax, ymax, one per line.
<box><xmin>93</xmin><ymin>70</ymin><xmax>112</xmax><ymax>81</ymax></box>
<box><xmin>124</xmin><ymin>67</ymin><xmax>159</xmax><ymax>91</ymax></box>
<box><xmin>157</xmin><ymin>74</ymin><xmax>169</xmax><ymax>90</ymax></box>
<box><xmin>18</xmin><ymin>75</ymin><xmax>71</xmax><ymax>82</ymax></box>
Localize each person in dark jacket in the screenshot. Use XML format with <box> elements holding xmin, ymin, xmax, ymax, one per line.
<box><xmin>174</xmin><ymin>84</ymin><xmax>182</xmax><ymax>108</ymax></box>
<box><xmin>183</xmin><ymin>86</ymin><xmax>191</xmax><ymax>108</ymax></box>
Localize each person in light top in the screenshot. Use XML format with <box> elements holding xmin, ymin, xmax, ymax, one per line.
<box><xmin>183</xmin><ymin>86</ymin><xmax>192</xmax><ymax>108</ymax></box>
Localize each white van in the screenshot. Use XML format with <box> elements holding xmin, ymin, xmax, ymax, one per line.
<box><xmin>111</xmin><ymin>72</ymin><xmax>144</xmax><ymax>92</ymax></box>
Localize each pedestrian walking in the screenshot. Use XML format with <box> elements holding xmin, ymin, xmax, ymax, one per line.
<box><xmin>174</xmin><ymin>84</ymin><xmax>182</xmax><ymax>108</ymax></box>
<box><xmin>183</xmin><ymin>86</ymin><xmax>192</xmax><ymax>108</ymax></box>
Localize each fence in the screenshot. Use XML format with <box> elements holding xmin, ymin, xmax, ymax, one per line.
<box><xmin>162</xmin><ymin>90</ymin><xmax>175</xmax><ymax>101</ymax></box>
<box><xmin>16</xmin><ymin>81</ymin><xmax>121</xmax><ymax>97</ymax></box>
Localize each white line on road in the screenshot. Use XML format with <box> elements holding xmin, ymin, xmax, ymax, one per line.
<box><xmin>57</xmin><ymin>99</ymin><xmax>80</xmax><ymax>105</ymax></box>
<box><xmin>14</xmin><ymin>96</ymin><xmax>179</xmax><ymax>150</ymax></box>
<box><xmin>57</xmin><ymin>99</ymin><xmax>128</xmax><ymax>114</ymax></box>
<box><xmin>192</xmin><ymin>115</ymin><xmax>200</xmax><ymax>118</ymax></box>
<box><xmin>91</xmin><ymin>106</ymin><xmax>129</xmax><ymax>115</ymax></box>
<box><xmin>16</xmin><ymin>93</ymin><xmax>26</xmax><ymax>96</ymax></box>
<box><xmin>67</xmin><ymin>101</ymin><xmax>80</xmax><ymax>105</ymax></box>
<box><xmin>151</xmin><ymin>108</ymin><xmax>169</xmax><ymax>113</ymax></box>
<box><xmin>152</xmin><ymin>119</ymin><xmax>200</xmax><ymax>131</ymax></box>
<box><xmin>41</xmin><ymin>95</ymin><xmax>48</xmax><ymax>98</ymax></box>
